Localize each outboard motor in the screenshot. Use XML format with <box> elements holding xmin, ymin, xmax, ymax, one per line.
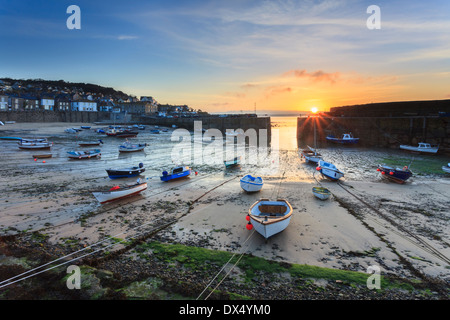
<box><xmin>139</xmin><ymin>162</ymin><xmax>144</xmax><ymax>168</ymax></box>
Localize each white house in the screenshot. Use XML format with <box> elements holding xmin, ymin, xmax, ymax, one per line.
<box><xmin>71</xmin><ymin>100</ymin><xmax>97</xmax><ymax>112</ymax></box>
<box><xmin>0</xmin><ymin>95</ymin><xmax>8</xmax><ymax>110</ymax></box>
<box><xmin>41</xmin><ymin>98</ymin><xmax>55</xmax><ymax>111</ymax></box>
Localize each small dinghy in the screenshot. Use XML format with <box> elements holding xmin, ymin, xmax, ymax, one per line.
<box><xmin>18</xmin><ymin>138</ymin><xmax>53</xmax><ymax>150</ymax></box>
<box><xmin>377</xmin><ymin>164</ymin><xmax>413</xmax><ymax>184</ymax></box>
<box><xmin>247</xmin><ymin>199</ymin><xmax>293</xmax><ymax>240</ymax></box>
<box><xmin>118</xmin><ymin>141</ymin><xmax>147</xmax><ymax>152</ymax></box>
<box><xmin>91</xmin><ymin>180</ymin><xmax>147</xmax><ymax>204</ymax></box>
<box><xmin>224</xmin><ymin>156</ymin><xmax>241</xmax><ymax>168</ymax></box>
<box><xmin>67</xmin><ymin>149</ymin><xmax>101</xmax><ymax>159</ymax></box>
<box><xmin>300</xmin><ymin>146</ymin><xmax>322</xmax><ymax>164</ymax></box>
<box><xmin>240</xmin><ymin>175</ymin><xmax>263</xmax><ymax>192</ymax></box>
<box><xmin>106</xmin><ymin>163</ymin><xmax>145</xmax><ymax>179</ymax></box>
<box><xmin>312</xmin><ymin>187</ymin><xmax>331</xmax><ymax>200</ymax></box>
<box><xmin>78</xmin><ymin>139</ymin><xmax>103</xmax><ymax>147</ymax></box>
<box><xmin>160</xmin><ymin>166</ymin><xmax>191</xmax><ymax>182</ymax></box>
<box><xmin>443</xmin><ymin>163</ymin><xmax>450</xmax><ymax>173</ymax></box>
<box><xmin>32</xmin><ymin>154</ymin><xmax>53</xmax><ymax>159</ymax></box>
<box><xmin>316</xmin><ymin>160</ymin><xmax>344</xmax><ymax>181</ymax></box>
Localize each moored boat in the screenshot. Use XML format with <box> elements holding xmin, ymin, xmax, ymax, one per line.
<box><xmin>240</xmin><ymin>175</ymin><xmax>263</xmax><ymax>192</ymax></box>
<box><xmin>377</xmin><ymin>164</ymin><xmax>413</xmax><ymax>184</ymax></box>
<box><xmin>300</xmin><ymin>146</ymin><xmax>322</xmax><ymax>163</ymax></box>
<box><xmin>106</xmin><ymin>163</ymin><xmax>145</xmax><ymax>179</ymax></box>
<box><xmin>118</xmin><ymin>141</ymin><xmax>147</xmax><ymax>152</ymax></box>
<box><xmin>160</xmin><ymin>166</ymin><xmax>191</xmax><ymax>182</ymax></box>
<box><xmin>224</xmin><ymin>156</ymin><xmax>241</xmax><ymax>168</ymax></box>
<box><xmin>326</xmin><ymin>133</ymin><xmax>359</xmax><ymax>144</ymax></box>
<box><xmin>67</xmin><ymin>149</ymin><xmax>101</xmax><ymax>159</ymax></box>
<box><xmin>399</xmin><ymin>142</ymin><xmax>439</xmax><ymax>154</ymax></box>
<box><xmin>312</xmin><ymin>187</ymin><xmax>331</xmax><ymax>200</ymax></box>
<box><xmin>18</xmin><ymin>139</ymin><xmax>52</xmax><ymax>150</ymax></box>
<box><xmin>78</xmin><ymin>139</ymin><xmax>103</xmax><ymax>147</ymax></box>
<box><xmin>32</xmin><ymin>154</ymin><xmax>52</xmax><ymax>159</ymax></box>
<box><xmin>316</xmin><ymin>160</ymin><xmax>344</xmax><ymax>181</ymax></box>
<box><xmin>443</xmin><ymin>163</ymin><xmax>450</xmax><ymax>173</ymax></box>
<box><xmin>247</xmin><ymin>199</ymin><xmax>293</xmax><ymax>240</ymax></box>
<box><xmin>91</xmin><ymin>181</ymin><xmax>147</xmax><ymax>204</ymax></box>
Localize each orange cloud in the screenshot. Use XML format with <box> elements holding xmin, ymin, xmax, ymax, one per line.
<box><xmin>283</xmin><ymin>69</ymin><xmax>340</xmax><ymax>84</ymax></box>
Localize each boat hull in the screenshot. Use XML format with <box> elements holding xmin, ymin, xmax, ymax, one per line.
<box><xmin>326</xmin><ymin>136</ymin><xmax>359</xmax><ymax>144</ymax></box>
<box><xmin>248</xmin><ymin>199</ymin><xmax>293</xmax><ymax>240</ymax></box>
<box><xmin>240</xmin><ymin>175</ymin><xmax>263</xmax><ymax>192</ymax></box>
<box><xmin>399</xmin><ymin>145</ymin><xmax>438</xmax><ymax>154</ymax></box>
<box><xmin>92</xmin><ymin>182</ymin><xmax>147</xmax><ymax>204</ymax></box>
<box><xmin>67</xmin><ymin>149</ymin><xmax>101</xmax><ymax>159</ymax></box>
<box><xmin>160</xmin><ymin>168</ymin><xmax>191</xmax><ymax>182</ymax></box>
<box><xmin>119</xmin><ymin>144</ymin><xmax>146</xmax><ymax>152</ymax></box>
<box><xmin>378</xmin><ymin>165</ymin><xmax>412</xmax><ymax>183</ymax></box>
<box><xmin>317</xmin><ymin>161</ymin><xmax>344</xmax><ymax>181</ymax></box>
<box><xmin>224</xmin><ymin>156</ymin><xmax>241</xmax><ymax>168</ymax></box>
<box><xmin>106</xmin><ymin>167</ymin><xmax>145</xmax><ymax>179</ymax></box>
<box><xmin>32</xmin><ymin>154</ymin><xmax>52</xmax><ymax>159</ymax></box>
<box><xmin>312</xmin><ymin>187</ymin><xmax>331</xmax><ymax>200</ymax></box>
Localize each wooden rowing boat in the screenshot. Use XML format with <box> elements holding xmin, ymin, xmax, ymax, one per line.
<box><xmin>247</xmin><ymin>199</ymin><xmax>293</xmax><ymax>240</ymax></box>
<box><xmin>91</xmin><ymin>181</ymin><xmax>147</xmax><ymax>204</ymax></box>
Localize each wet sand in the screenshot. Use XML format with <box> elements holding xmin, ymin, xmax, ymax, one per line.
<box><xmin>0</xmin><ymin>121</ymin><xmax>449</xmax><ymax>295</ymax></box>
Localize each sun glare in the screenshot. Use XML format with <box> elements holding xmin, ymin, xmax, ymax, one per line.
<box><xmin>311</xmin><ymin>107</ymin><xmax>318</xmax><ymax>114</ymax></box>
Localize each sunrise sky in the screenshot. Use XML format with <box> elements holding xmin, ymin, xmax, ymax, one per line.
<box><xmin>1</xmin><ymin>0</ymin><xmax>449</xmax><ymax>113</ymax></box>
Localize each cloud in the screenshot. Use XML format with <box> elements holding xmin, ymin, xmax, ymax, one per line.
<box><xmin>117</xmin><ymin>35</ymin><xmax>138</xmax><ymax>40</ymax></box>
<box><xmin>283</xmin><ymin>69</ymin><xmax>340</xmax><ymax>83</ymax></box>
<box><xmin>264</xmin><ymin>86</ymin><xmax>292</xmax><ymax>98</ymax></box>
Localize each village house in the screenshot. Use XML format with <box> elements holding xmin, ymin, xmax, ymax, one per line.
<box><xmin>0</xmin><ymin>95</ymin><xmax>8</xmax><ymax>110</ymax></box>
<box><xmin>40</xmin><ymin>97</ymin><xmax>55</xmax><ymax>111</ymax></box>
<box><xmin>118</xmin><ymin>101</ymin><xmax>157</xmax><ymax>114</ymax></box>
<box><xmin>71</xmin><ymin>100</ymin><xmax>97</xmax><ymax>112</ymax></box>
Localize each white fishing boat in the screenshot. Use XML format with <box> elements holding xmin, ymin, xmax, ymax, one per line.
<box><xmin>240</xmin><ymin>175</ymin><xmax>263</xmax><ymax>192</ymax></box>
<box><xmin>442</xmin><ymin>163</ymin><xmax>450</xmax><ymax>173</ymax></box>
<box><xmin>312</xmin><ymin>187</ymin><xmax>331</xmax><ymax>200</ymax></box>
<box><xmin>18</xmin><ymin>138</ymin><xmax>52</xmax><ymax>150</ymax></box>
<box><xmin>399</xmin><ymin>142</ymin><xmax>439</xmax><ymax>154</ymax></box>
<box><xmin>118</xmin><ymin>140</ymin><xmax>147</xmax><ymax>152</ymax></box>
<box><xmin>67</xmin><ymin>149</ymin><xmax>101</xmax><ymax>159</ymax></box>
<box><xmin>316</xmin><ymin>160</ymin><xmax>344</xmax><ymax>181</ymax></box>
<box><xmin>91</xmin><ymin>181</ymin><xmax>147</xmax><ymax>204</ymax></box>
<box><xmin>247</xmin><ymin>199</ymin><xmax>293</xmax><ymax>240</ymax></box>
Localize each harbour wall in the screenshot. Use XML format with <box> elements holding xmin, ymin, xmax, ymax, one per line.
<box><xmin>137</xmin><ymin>115</ymin><xmax>271</xmax><ymax>136</ymax></box>
<box><xmin>297</xmin><ymin>115</ymin><xmax>450</xmax><ymax>154</ymax></box>
<box><xmin>0</xmin><ymin>110</ymin><xmax>111</xmax><ymax>123</ymax></box>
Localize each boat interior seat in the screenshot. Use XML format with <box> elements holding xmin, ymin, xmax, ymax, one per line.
<box><xmin>258</xmin><ymin>204</ymin><xmax>287</xmax><ymax>215</ymax></box>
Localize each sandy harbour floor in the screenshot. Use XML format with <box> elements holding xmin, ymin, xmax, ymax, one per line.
<box><xmin>0</xmin><ymin>122</ymin><xmax>449</xmax><ymax>300</ymax></box>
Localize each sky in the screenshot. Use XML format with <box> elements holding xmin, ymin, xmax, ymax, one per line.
<box><xmin>0</xmin><ymin>0</ymin><xmax>449</xmax><ymax>113</ymax></box>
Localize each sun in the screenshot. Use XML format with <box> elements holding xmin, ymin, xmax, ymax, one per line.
<box><xmin>311</xmin><ymin>107</ymin><xmax>318</xmax><ymax>114</ymax></box>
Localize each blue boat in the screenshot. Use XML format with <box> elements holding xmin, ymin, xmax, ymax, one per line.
<box><xmin>377</xmin><ymin>164</ymin><xmax>412</xmax><ymax>184</ymax></box>
<box><xmin>326</xmin><ymin>133</ymin><xmax>359</xmax><ymax>144</ymax></box>
<box><xmin>316</xmin><ymin>160</ymin><xmax>344</xmax><ymax>181</ymax></box>
<box><xmin>160</xmin><ymin>166</ymin><xmax>191</xmax><ymax>182</ymax></box>
<box><xmin>0</xmin><ymin>136</ymin><xmax>22</xmax><ymax>140</ymax></box>
<box><xmin>106</xmin><ymin>163</ymin><xmax>145</xmax><ymax>179</ymax></box>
